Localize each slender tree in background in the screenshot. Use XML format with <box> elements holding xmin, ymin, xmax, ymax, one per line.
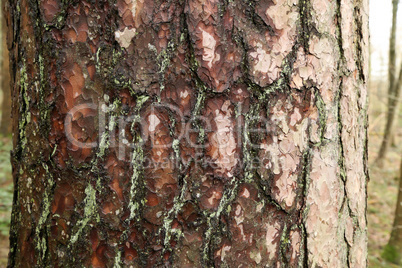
<box><xmin>6</xmin><ymin>0</ymin><xmax>368</xmax><ymax>267</ymax></box>
<box><xmin>383</xmin><ymin>154</ymin><xmax>402</xmax><ymax>264</ymax></box>
<box><xmin>388</xmin><ymin>0</ymin><xmax>399</xmax><ymax>98</ymax></box>
<box><xmin>377</xmin><ymin>0</ymin><xmax>400</xmax><ymax>166</ymax></box>
<box><xmin>0</xmin><ymin>0</ymin><xmax>11</xmax><ymax>135</ymax></box>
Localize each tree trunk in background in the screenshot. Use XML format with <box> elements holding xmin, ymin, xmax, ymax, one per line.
<box><xmin>6</xmin><ymin>0</ymin><xmax>368</xmax><ymax>267</ymax></box>
<box><xmin>377</xmin><ymin>0</ymin><xmax>399</xmax><ymax>166</ymax></box>
<box><xmin>378</xmin><ymin>62</ymin><xmax>402</xmax><ymax>164</ymax></box>
<box><xmin>388</xmin><ymin>0</ymin><xmax>399</xmax><ymax>99</ymax></box>
<box><xmin>383</xmin><ymin>155</ymin><xmax>402</xmax><ymax>264</ymax></box>
<box><xmin>0</xmin><ymin>0</ymin><xmax>11</xmax><ymax>135</ymax></box>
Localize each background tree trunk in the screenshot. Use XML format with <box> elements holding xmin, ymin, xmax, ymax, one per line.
<box><xmin>0</xmin><ymin>0</ymin><xmax>11</xmax><ymax>135</ymax></box>
<box><xmin>377</xmin><ymin>0</ymin><xmax>400</xmax><ymax>165</ymax></box>
<box><xmin>378</xmin><ymin>61</ymin><xmax>402</xmax><ymax>166</ymax></box>
<box><xmin>383</xmin><ymin>154</ymin><xmax>402</xmax><ymax>264</ymax></box>
<box><xmin>387</xmin><ymin>0</ymin><xmax>399</xmax><ymax>99</ymax></box>
<box><xmin>6</xmin><ymin>0</ymin><xmax>368</xmax><ymax>267</ymax></box>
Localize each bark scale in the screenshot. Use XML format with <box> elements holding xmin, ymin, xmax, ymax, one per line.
<box><xmin>7</xmin><ymin>0</ymin><xmax>368</xmax><ymax>267</ymax></box>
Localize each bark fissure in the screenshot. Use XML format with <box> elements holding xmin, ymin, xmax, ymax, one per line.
<box><xmin>335</xmin><ymin>2</ymin><xmax>353</xmax><ymax>266</ymax></box>
<box><xmin>299</xmin><ymin>148</ymin><xmax>312</xmax><ymax>268</ymax></box>
<box><xmin>353</xmin><ymin>6</ymin><xmax>365</xmax><ymax>82</ymax></box>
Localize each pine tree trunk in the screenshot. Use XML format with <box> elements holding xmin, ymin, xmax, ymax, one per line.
<box><xmin>6</xmin><ymin>0</ymin><xmax>368</xmax><ymax>267</ymax></box>
<box><xmin>0</xmin><ymin>0</ymin><xmax>11</xmax><ymax>135</ymax></box>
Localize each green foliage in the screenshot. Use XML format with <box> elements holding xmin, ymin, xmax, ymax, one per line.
<box><xmin>0</xmin><ymin>183</ymin><xmax>12</xmax><ymax>236</ymax></box>
<box><xmin>0</xmin><ymin>136</ymin><xmax>13</xmax><ymax>237</ymax></box>
<box><xmin>381</xmin><ymin>244</ymin><xmax>401</xmax><ymax>265</ymax></box>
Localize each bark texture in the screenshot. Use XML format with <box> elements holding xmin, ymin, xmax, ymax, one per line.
<box><xmin>7</xmin><ymin>0</ymin><xmax>368</xmax><ymax>267</ymax></box>
<box><xmin>0</xmin><ymin>0</ymin><xmax>11</xmax><ymax>135</ymax></box>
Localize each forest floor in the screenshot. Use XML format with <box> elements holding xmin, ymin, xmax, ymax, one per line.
<box><xmin>0</xmin><ymin>87</ymin><xmax>400</xmax><ymax>267</ymax></box>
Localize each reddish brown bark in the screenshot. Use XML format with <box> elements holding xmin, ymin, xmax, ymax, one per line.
<box><xmin>7</xmin><ymin>0</ymin><xmax>368</xmax><ymax>267</ymax></box>
<box><xmin>0</xmin><ymin>0</ymin><xmax>11</xmax><ymax>135</ymax></box>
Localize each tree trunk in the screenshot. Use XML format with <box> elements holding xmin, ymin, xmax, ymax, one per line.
<box><xmin>377</xmin><ymin>0</ymin><xmax>400</xmax><ymax>165</ymax></box>
<box><xmin>6</xmin><ymin>0</ymin><xmax>368</xmax><ymax>267</ymax></box>
<box><xmin>388</xmin><ymin>0</ymin><xmax>399</xmax><ymax>99</ymax></box>
<box><xmin>383</xmin><ymin>155</ymin><xmax>402</xmax><ymax>264</ymax></box>
<box><xmin>0</xmin><ymin>0</ymin><xmax>11</xmax><ymax>135</ymax></box>
<box><xmin>377</xmin><ymin>58</ymin><xmax>402</xmax><ymax>157</ymax></box>
<box><xmin>378</xmin><ymin>59</ymin><xmax>402</xmax><ymax>167</ymax></box>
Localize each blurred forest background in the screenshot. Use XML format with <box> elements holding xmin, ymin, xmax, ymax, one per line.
<box><xmin>0</xmin><ymin>0</ymin><xmax>401</xmax><ymax>267</ymax></box>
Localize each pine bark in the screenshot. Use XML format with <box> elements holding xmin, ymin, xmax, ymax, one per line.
<box><xmin>0</xmin><ymin>0</ymin><xmax>11</xmax><ymax>135</ymax></box>
<box><xmin>6</xmin><ymin>0</ymin><xmax>368</xmax><ymax>267</ymax></box>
